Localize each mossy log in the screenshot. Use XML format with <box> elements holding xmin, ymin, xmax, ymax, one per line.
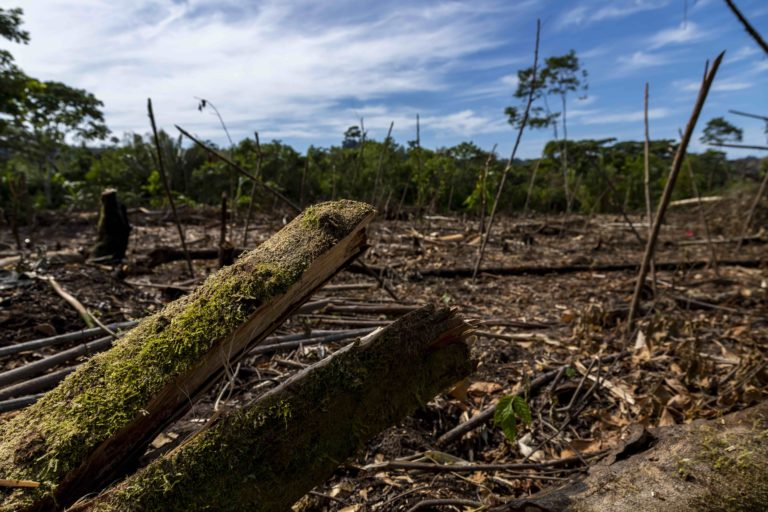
<box><xmin>89</xmin><ymin>189</ymin><xmax>131</xmax><ymax>263</ymax></box>
<box><xmin>497</xmin><ymin>399</ymin><xmax>768</xmax><ymax>512</ymax></box>
<box><xmin>0</xmin><ymin>200</ymin><xmax>375</xmax><ymax>512</ymax></box>
<box><xmin>70</xmin><ymin>305</ymin><xmax>474</xmax><ymax>512</ymax></box>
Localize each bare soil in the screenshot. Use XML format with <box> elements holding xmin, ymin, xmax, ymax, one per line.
<box><xmin>1</xmin><ymin>195</ymin><xmax>766</xmax><ymax>511</ymax></box>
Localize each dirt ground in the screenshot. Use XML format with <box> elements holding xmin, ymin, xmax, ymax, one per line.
<box><xmin>1</xmin><ymin>194</ymin><xmax>766</xmax><ymax>511</ymax></box>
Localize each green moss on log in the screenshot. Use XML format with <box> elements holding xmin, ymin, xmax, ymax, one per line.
<box><xmin>78</xmin><ymin>306</ymin><xmax>474</xmax><ymax>512</ymax></box>
<box><xmin>686</xmin><ymin>421</ymin><xmax>768</xmax><ymax>512</ymax></box>
<box><xmin>0</xmin><ymin>200</ymin><xmax>374</xmax><ymax>511</ymax></box>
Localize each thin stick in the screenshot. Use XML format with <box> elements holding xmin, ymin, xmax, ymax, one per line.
<box><xmin>218</xmin><ymin>192</ymin><xmax>228</xmax><ymax>268</ymax></box>
<box><xmin>643</xmin><ymin>82</ymin><xmax>657</xmax><ymax>294</ymax></box>
<box><xmin>479</xmin><ymin>143</ymin><xmax>497</xmax><ymax>233</ymax></box>
<box><xmin>708</xmin><ymin>142</ymin><xmax>768</xmax><ymax>151</ymax></box>
<box><xmin>44</xmin><ymin>277</ymin><xmax>117</xmax><ymax>337</ymax></box>
<box><xmin>195</xmin><ymin>97</ymin><xmax>237</xmax><ymax>225</ymax></box>
<box><xmin>0</xmin><ymin>321</ymin><xmax>137</xmax><ymax>358</ymax></box>
<box><xmin>436</xmin><ymin>351</ymin><xmax>627</xmax><ymax>446</ymax></box>
<box><xmin>728</xmin><ymin>109</ymin><xmax>768</xmax><ymax>122</ymax></box>
<box><xmin>601</xmin><ymin>174</ymin><xmax>645</xmax><ymax>245</ymax></box>
<box><xmin>242</xmin><ymin>132</ymin><xmax>262</xmax><ymax>246</ymax></box>
<box><xmin>679</xmin><ymin>128</ymin><xmax>719</xmax><ymax>273</ymax></box>
<box><xmin>300</xmin><ymin>148</ymin><xmax>310</xmax><ymax>207</ymax></box>
<box><xmin>522</xmin><ymin>155</ymin><xmax>543</xmax><ymax>214</ymax></box>
<box><xmin>415</xmin><ymin>114</ymin><xmax>423</xmax><ymax>210</ymax></box>
<box><xmin>0</xmin><ymin>479</ymin><xmax>40</xmax><ymax>489</ymax></box>
<box><xmin>148</xmin><ymin>99</ymin><xmax>195</xmax><ymax>277</ymax></box>
<box><xmin>0</xmin><ymin>365</ymin><xmax>77</xmax><ymax>400</ymax></box>
<box><xmin>406</xmin><ymin>499</ymin><xmax>482</xmax><ymax>512</ymax></box>
<box><xmin>357</xmin><ymin>260</ymin><xmax>400</xmax><ymax>302</ymax></box>
<box><xmin>723</xmin><ymin>0</ymin><xmax>768</xmax><ymax>55</ymax></box>
<box><xmin>472</xmin><ymin>19</ymin><xmax>541</xmax><ymax>279</ymax></box>
<box><xmin>738</xmin><ymin>157</ymin><xmax>768</xmax><ymax>248</ymax></box>
<box><xmin>685</xmin><ymin>160</ymin><xmax>719</xmax><ymax>272</ymax></box>
<box><xmin>626</xmin><ymin>52</ymin><xmax>725</xmax><ymax>336</ymax></box>
<box><xmin>367</xmin><ymin>451</ymin><xmax>605</xmax><ymax>473</ymax></box>
<box><xmin>0</xmin><ymin>335</ymin><xmax>114</xmax><ymax>388</ymax></box>
<box><xmin>357</xmin><ymin>117</ymin><xmax>366</xmax><ymax>184</ymax></box>
<box><xmin>176</xmin><ymin>125</ymin><xmax>301</xmax><ymax>213</ymax></box>
<box><xmin>373</xmin><ymin>121</ymin><xmax>394</xmax><ymax>208</ymax></box>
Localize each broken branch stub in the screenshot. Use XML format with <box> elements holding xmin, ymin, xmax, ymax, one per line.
<box><xmin>72</xmin><ymin>305</ymin><xmax>475</xmax><ymax>512</ymax></box>
<box><xmin>0</xmin><ymin>200</ymin><xmax>375</xmax><ymax>512</ymax></box>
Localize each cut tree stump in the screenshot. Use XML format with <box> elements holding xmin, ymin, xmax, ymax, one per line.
<box><xmin>70</xmin><ymin>305</ymin><xmax>475</xmax><ymax>512</ymax></box>
<box><xmin>496</xmin><ymin>399</ymin><xmax>768</xmax><ymax>512</ymax></box>
<box><xmin>0</xmin><ymin>200</ymin><xmax>375</xmax><ymax>512</ymax></box>
<box><xmin>88</xmin><ymin>189</ymin><xmax>131</xmax><ymax>263</ymax></box>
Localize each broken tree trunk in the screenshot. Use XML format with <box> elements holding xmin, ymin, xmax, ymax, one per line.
<box><xmin>70</xmin><ymin>305</ymin><xmax>474</xmax><ymax>512</ymax></box>
<box><xmin>88</xmin><ymin>189</ymin><xmax>131</xmax><ymax>263</ymax></box>
<box><xmin>497</xmin><ymin>400</ymin><xmax>768</xmax><ymax>512</ymax></box>
<box><xmin>0</xmin><ymin>200</ymin><xmax>375</xmax><ymax>512</ymax></box>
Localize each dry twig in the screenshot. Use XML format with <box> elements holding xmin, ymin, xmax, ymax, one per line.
<box><xmin>473</xmin><ymin>19</ymin><xmax>541</xmax><ymax>278</ymax></box>
<box><xmin>626</xmin><ymin>52</ymin><xmax>725</xmax><ymax>336</ymax></box>
<box><xmin>147</xmin><ymin>98</ymin><xmax>195</xmax><ymax>277</ymax></box>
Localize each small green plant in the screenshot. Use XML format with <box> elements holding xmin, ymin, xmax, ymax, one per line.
<box><xmin>494</xmin><ymin>395</ymin><xmax>532</xmax><ymax>443</ymax></box>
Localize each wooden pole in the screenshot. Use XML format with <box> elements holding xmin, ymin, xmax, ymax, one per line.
<box><xmin>241</xmin><ymin>131</ymin><xmax>263</xmax><ymax>247</ymax></box>
<box><xmin>176</xmin><ymin>125</ymin><xmax>300</xmax><ymax>213</ymax></box>
<box><xmin>643</xmin><ymin>82</ymin><xmax>657</xmax><ymax>293</ymax></box>
<box><xmin>625</xmin><ymin>52</ymin><xmax>725</xmax><ymax>337</ymax></box>
<box><xmin>473</xmin><ymin>19</ymin><xmax>541</xmax><ymax>278</ymax></box>
<box><xmin>148</xmin><ymin>99</ymin><xmax>194</xmax><ymax>277</ymax></box>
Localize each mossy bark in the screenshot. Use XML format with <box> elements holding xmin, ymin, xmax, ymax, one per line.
<box><xmin>0</xmin><ymin>200</ymin><xmax>375</xmax><ymax>512</ymax></box>
<box><xmin>89</xmin><ymin>189</ymin><xmax>131</xmax><ymax>263</ymax></box>
<box><xmin>498</xmin><ymin>399</ymin><xmax>768</xmax><ymax>512</ymax></box>
<box><xmin>71</xmin><ymin>305</ymin><xmax>475</xmax><ymax>512</ymax></box>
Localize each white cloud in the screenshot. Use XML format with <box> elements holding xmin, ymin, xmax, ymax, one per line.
<box><xmin>648</xmin><ymin>21</ymin><xmax>709</xmax><ymax>49</ymax></box>
<box><xmin>421</xmin><ymin>110</ymin><xmax>508</xmax><ymax>136</ymax></box>
<box><xmin>500</xmin><ymin>74</ymin><xmax>520</xmax><ymax>89</ymax></box>
<box><xmin>556</xmin><ymin>6</ymin><xmax>589</xmax><ymax>28</ymax></box>
<box><xmin>456</xmin><ymin>73</ymin><xmax>521</xmax><ymax>100</ymax></box>
<box><xmin>731</xmin><ymin>45</ymin><xmax>760</xmax><ymax>62</ymax></box>
<box><xmin>11</xmin><ymin>0</ymin><xmax>510</xmax><ymax>142</ymax></box>
<box><xmin>557</xmin><ymin>0</ymin><xmax>668</xmax><ymax>29</ymax></box>
<box><xmin>579</xmin><ymin>108</ymin><xmax>670</xmax><ymax>125</ymax></box>
<box><xmin>674</xmin><ymin>79</ymin><xmax>753</xmax><ymax>92</ymax></box>
<box><xmin>617</xmin><ymin>51</ymin><xmax>670</xmax><ymax>71</ymax></box>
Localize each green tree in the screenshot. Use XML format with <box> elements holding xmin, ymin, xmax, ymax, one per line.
<box><xmin>700</xmin><ymin>117</ymin><xmax>743</xmax><ymax>145</ymax></box>
<box><xmin>506</xmin><ymin>50</ymin><xmax>587</xmax><ymax>212</ymax></box>
<box><xmin>0</xmin><ymin>7</ymin><xmax>108</xmax><ymax>206</ymax></box>
<box><xmin>540</xmin><ymin>50</ymin><xmax>588</xmax><ymax>212</ymax></box>
<box><xmin>0</xmin><ymin>7</ymin><xmax>30</xmax><ymax>151</ymax></box>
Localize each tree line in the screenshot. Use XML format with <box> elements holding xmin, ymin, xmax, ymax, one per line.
<box><xmin>0</xmin><ymin>7</ymin><xmax>760</xmax><ymax>222</ymax></box>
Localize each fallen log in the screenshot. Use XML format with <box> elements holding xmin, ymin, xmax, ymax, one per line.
<box><xmin>496</xmin><ymin>400</ymin><xmax>768</xmax><ymax>511</ymax></box>
<box><xmin>404</xmin><ymin>258</ymin><xmax>765</xmax><ymax>279</ymax></box>
<box><xmin>70</xmin><ymin>305</ymin><xmax>474</xmax><ymax>512</ymax></box>
<box><xmin>0</xmin><ymin>200</ymin><xmax>374</xmax><ymax>512</ymax></box>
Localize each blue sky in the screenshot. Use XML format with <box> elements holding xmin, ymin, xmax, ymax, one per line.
<box><xmin>4</xmin><ymin>0</ymin><xmax>768</xmax><ymax>158</ymax></box>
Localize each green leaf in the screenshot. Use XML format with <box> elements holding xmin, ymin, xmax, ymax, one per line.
<box><xmin>494</xmin><ymin>394</ymin><xmax>531</xmax><ymax>443</ymax></box>
<box><xmin>511</xmin><ymin>395</ymin><xmax>532</xmax><ymax>426</ymax></box>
